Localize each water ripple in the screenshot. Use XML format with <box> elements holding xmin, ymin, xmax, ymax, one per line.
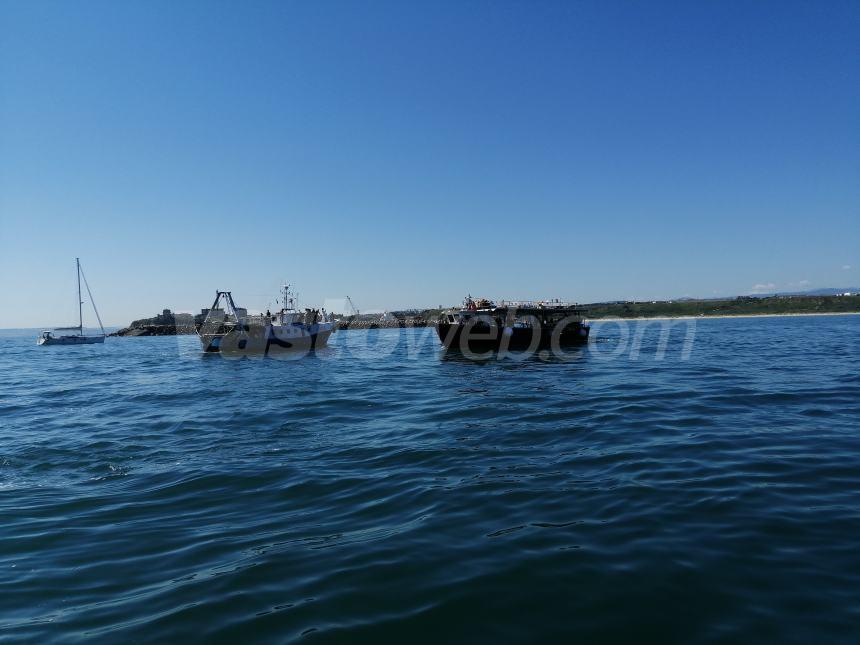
<box><xmin>1</xmin><ymin>317</ymin><xmax>859</xmax><ymax>641</ymax></box>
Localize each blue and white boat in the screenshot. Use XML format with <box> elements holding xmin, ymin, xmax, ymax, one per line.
<box><xmin>197</xmin><ymin>284</ymin><xmax>334</xmax><ymax>355</ymax></box>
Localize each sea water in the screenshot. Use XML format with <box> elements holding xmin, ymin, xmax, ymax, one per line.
<box><xmin>1</xmin><ymin>315</ymin><xmax>859</xmax><ymax>641</ymax></box>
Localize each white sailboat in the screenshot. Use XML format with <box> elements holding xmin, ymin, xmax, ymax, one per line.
<box><xmin>38</xmin><ymin>258</ymin><xmax>106</xmax><ymax>346</ymax></box>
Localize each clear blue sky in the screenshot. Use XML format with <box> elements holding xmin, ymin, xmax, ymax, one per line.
<box><xmin>1</xmin><ymin>0</ymin><xmax>857</xmax><ymax>327</ymax></box>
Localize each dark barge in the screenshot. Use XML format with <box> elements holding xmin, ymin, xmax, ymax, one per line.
<box><xmin>435</xmin><ymin>296</ymin><xmax>590</xmax><ymax>355</ymax></box>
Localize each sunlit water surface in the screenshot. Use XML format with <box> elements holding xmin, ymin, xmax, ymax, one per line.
<box><xmin>1</xmin><ymin>316</ymin><xmax>859</xmax><ymax>641</ymax></box>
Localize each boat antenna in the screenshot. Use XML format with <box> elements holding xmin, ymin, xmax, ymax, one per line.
<box><xmin>79</xmin><ymin>261</ymin><xmax>106</xmax><ymax>337</ymax></box>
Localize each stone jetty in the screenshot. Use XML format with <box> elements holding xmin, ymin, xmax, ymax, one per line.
<box><xmin>111</xmin><ymin>309</ymin><xmax>439</xmax><ymax>336</ymax></box>
<box><xmin>110</xmin><ymin>309</ymin><xmax>199</xmax><ymax>336</ymax></box>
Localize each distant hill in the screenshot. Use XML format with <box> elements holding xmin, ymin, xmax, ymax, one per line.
<box><xmin>668</xmin><ymin>287</ymin><xmax>859</xmax><ymax>301</ymax></box>
<box><xmin>582</xmin><ymin>294</ymin><xmax>860</xmax><ymax>319</ymax></box>
<box><xmin>774</xmin><ymin>287</ymin><xmax>859</xmax><ymax>297</ymax></box>
<box><xmin>592</xmin><ymin>287</ymin><xmax>859</xmax><ymax>305</ymax></box>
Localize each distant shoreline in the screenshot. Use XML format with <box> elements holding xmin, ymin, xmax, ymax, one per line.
<box><xmin>4</xmin><ymin>311</ymin><xmax>860</xmax><ymax>335</ymax></box>
<box><xmin>588</xmin><ymin>311</ymin><xmax>860</xmax><ymax>322</ymax></box>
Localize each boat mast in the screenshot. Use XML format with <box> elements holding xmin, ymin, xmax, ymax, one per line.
<box><xmin>76</xmin><ymin>257</ymin><xmax>83</xmax><ymax>335</ymax></box>
<box><xmin>79</xmin><ymin>262</ymin><xmax>106</xmax><ymax>337</ymax></box>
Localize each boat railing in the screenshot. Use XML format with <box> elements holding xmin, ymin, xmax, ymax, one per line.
<box><xmin>240</xmin><ymin>312</ymin><xmax>330</xmax><ymax>326</ymax></box>
<box><xmin>493</xmin><ymin>300</ymin><xmax>585</xmax><ymax>310</ymax></box>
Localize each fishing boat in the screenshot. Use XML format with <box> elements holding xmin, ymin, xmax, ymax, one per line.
<box><xmin>197</xmin><ymin>284</ymin><xmax>335</xmax><ymax>355</ymax></box>
<box><xmin>37</xmin><ymin>258</ymin><xmax>106</xmax><ymax>346</ymax></box>
<box><xmin>436</xmin><ymin>295</ymin><xmax>589</xmax><ymax>354</ymax></box>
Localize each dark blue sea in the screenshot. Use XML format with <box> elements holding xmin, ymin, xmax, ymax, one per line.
<box><xmin>2</xmin><ymin>316</ymin><xmax>859</xmax><ymax>642</ymax></box>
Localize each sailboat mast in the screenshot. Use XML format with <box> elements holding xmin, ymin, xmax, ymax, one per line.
<box><xmin>76</xmin><ymin>257</ymin><xmax>83</xmax><ymax>335</ymax></box>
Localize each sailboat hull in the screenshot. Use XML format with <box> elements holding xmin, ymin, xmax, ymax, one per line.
<box><xmin>38</xmin><ymin>335</ymin><xmax>105</xmax><ymax>346</ymax></box>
